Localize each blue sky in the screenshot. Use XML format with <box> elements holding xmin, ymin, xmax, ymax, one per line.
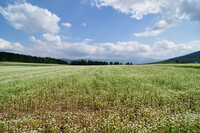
<box><xmin>0</xmin><ymin>0</ymin><xmax>200</xmax><ymax>62</ymax></box>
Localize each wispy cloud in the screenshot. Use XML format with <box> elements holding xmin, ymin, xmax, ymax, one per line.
<box><xmin>134</xmin><ymin>19</ymin><xmax>179</xmax><ymax>37</ymax></box>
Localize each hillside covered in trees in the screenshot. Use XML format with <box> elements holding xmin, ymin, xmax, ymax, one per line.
<box><xmin>0</xmin><ymin>52</ymin><xmax>68</xmax><ymax>64</ymax></box>
<box><xmin>162</xmin><ymin>51</ymin><xmax>200</xmax><ymax>63</ymax></box>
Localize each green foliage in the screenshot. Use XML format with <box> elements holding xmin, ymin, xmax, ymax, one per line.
<box><xmin>0</xmin><ymin>63</ymin><xmax>199</xmax><ymax>132</ymax></box>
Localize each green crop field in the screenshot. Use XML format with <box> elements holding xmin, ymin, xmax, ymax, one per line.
<box><xmin>0</xmin><ymin>62</ymin><xmax>199</xmax><ymax>132</ymax></box>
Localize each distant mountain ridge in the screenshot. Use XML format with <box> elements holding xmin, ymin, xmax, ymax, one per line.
<box><xmin>163</xmin><ymin>51</ymin><xmax>200</xmax><ymax>63</ymax></box>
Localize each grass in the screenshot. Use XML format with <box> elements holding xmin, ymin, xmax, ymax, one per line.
<box><xmin>0</xmin><ymin>62</ymin><xmax>199</xmax><ymax>132</ymax></box>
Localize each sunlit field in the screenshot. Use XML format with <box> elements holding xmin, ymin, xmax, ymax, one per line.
<box><xmin>0</xmin><ymin>62</ymin><xmax>199</xmax><ymax>132</ymax></box>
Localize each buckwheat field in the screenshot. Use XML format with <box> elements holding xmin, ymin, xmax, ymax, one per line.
<box><xmin>0</xmin><ymin>62</ymin><xmax>199</xmax><ymax>132</ymax></box>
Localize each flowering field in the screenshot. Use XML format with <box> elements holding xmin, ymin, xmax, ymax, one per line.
<box><xmin>0</xmin><ymin>62</ymin><xmax>199</xmax><ymax>132</ymax></box>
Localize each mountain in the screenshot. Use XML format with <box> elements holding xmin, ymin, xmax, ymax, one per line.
<box><xmin>0</xmin><ymin>52</ymin><xmax>68</xmax><ymax>64</ymax></box>
<box><xmin>162</xmin><ymin>51</ymin><xmax>200</xmax><ymax>63</ymax></box>
<box><xmin>127</xmin><ymin>57</ymin><xmax>159</xmax><ymax>64</ymax></box>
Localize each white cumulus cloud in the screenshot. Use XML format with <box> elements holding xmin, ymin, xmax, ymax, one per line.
<box><xmin>0</xmin><ymin>2</ymin><xmax>60</xmax><ymax>34</ymax></box>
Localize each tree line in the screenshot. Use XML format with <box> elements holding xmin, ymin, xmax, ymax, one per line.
<box><xmin>175</xmin><ymin>59</ymin><xmax>199</xmax><ymax>64</ymax></box>
<box><xmin>70</xmin><ymin>60</ymin><xmax>131</xmax><ymax>65</ymax></box>
<box><xmin>0</xmin><ymin>52</ymin><xmax>133</xmax><ymax>65</ymax></box>
<box><xmin>0</xmin><ymin>52</ymin><xmax>68</xmax><ymax>64</ymax></box>
<box><xmin>162</xmin><ymin>58</ymin><xmax>200</xmax><ymax>64</ymax></box>
<box><xmin>70</xmin><ymin>60</ymin><xmax>108</xmax><ymax>65</ymax></box>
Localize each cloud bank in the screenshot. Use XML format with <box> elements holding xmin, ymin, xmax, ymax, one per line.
<box><xmin>26</xmin><ymin>34</ymin><xmax>200</xmax><ymax>60</ymax></box>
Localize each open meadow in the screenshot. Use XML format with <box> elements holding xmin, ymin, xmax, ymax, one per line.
<box><xmin>0</xmin><ymin>62</ymin><xmax>199</xmax><ymax>132</ymax></box>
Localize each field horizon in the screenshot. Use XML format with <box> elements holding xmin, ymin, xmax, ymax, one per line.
<box><xmin>0</xmin><ymin>62</ymin><xmax>199</xmax><ymax>132</ymax></box>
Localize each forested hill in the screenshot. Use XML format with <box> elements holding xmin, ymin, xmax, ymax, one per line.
<box><xmin>0</xmin><ymin>52</ymin><xmax>68</xmax><ymax>64</ymax></box>
<box><xmin>161</xmin><ymin>51</ymin><xmax>200</xmax><ymax>63</ymax></box>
